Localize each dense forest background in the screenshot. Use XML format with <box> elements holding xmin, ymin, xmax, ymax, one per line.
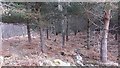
<box><xmin>0</xmin><ymin>2</ymin><xmax>119</xmax><ymax>66</ymax></box>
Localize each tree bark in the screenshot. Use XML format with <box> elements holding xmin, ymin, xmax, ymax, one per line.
<box><xmin>87</xmin><ymin>19</ymin><xmax>90</xmax><ymax>49</ymax></box>
<box><xmin>118</xmin><ymin>4</ymin><xmax>120</xmax><ymax>64</ymax></box>
<box><xmin>0</xmin><ymin>19</ymin><xmax>3</xmax><ymax>68</ymax></box>
<box><xmin>46</xmin><ymin>27</ymin><xmax>49</xmax><ymax>39</ymax></box>
<box><xmin>115</xmin><ymin>31</ymin><xmax>118</xmax><ymax>40</ymax></box>
<box><xmin>0</xmin><ymin>4</ymin><xmax>4</xmax><ymax>67</ymax></box>
<box><xmin>39</xmin><ymin>27</ymin><xmax>44</xmax><ymax>53</ymax></box>
<box><xmin>61</xmin><ymin>19</ymin><xmax>65</xmax><ymax>48</ymax></box>
<box><xmin>0</xmin><ymin>2</ymin><xmax>3</xmax><ymax>52</ymax></box>
<box><xmin>27</xmin><ymin>22</ymin><xmax>31</xmax><ymax>43</ymax></box>
<box><xmin>101</xmin><ymin>10</ymin><xmax>111</xmax><ymax>62</ymax></box>
<box><xmin>66</xmin><ymin>19</ymin><xmax>69</xmax><ymax>41</ymax></box>
<box><xmin>118</xmin><ymin>5</ymin><xmax>120</xmax><ymax>39</ymax></box>
<box><xmin>58</xmin><ymin>3</ymin><xmax>66</xmax><ymax>48</ymax></box>
<box><xmin>0</xmin><ymin>22</ymin><xmax>2</xmax><ymax>52</ymax></box>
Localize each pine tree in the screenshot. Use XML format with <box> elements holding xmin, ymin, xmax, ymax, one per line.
<box><xmin>101</xmin><ymin>2</ymin><xmax>111</xmax><ymax>63</ymax></box>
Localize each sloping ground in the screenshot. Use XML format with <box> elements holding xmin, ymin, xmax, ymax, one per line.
<box><xmin>1</xmin><ymin>32</ymin><xmax>118</xmax><ymax>66</ymax></box>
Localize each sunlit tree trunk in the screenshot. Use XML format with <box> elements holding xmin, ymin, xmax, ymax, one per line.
<box><xmin>0</xmin><ymin>22</ymin><xmax>2</xmax><ymax>52</ymax></box>
<box><xmin>0</xmin><ymin>2</ymin><xmax>4</xmax><ymax>67</ymax></box>
<box><xmin>101</xmin><ymin>9</ymin><xmax>111</xmax><ymax>62</ymax></box>
<box><xmin>0</xmin><ymin>22</ymin><xmax>2</xmax><ymax>56</ymax></box>
<box><xmin>0</xmin><ymin>24</ymin><xmax>2</xmax><ymax>68</ymax></box>
<box><xmin>0</xmin><ymin>3</ymin><xmax>2</xmax><ymax>52</ymax></box>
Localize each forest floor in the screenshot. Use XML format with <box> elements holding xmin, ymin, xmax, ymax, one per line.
<box><xmin>1</xmin><ymin>32</ymin><xmax>118</xmax><ymax>66</ymax></box>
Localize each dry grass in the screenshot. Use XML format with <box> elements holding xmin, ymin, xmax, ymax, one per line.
<box><xmin>2</xmin><ymin>32</ymin><xmax>118</xmax><ymax>66</ymax></box>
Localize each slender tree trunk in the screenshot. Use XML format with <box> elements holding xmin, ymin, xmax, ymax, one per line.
<box><xmin>115</xmin><ymin>20</ymin><xmax>118</xmax><ymax>40</ymax></box>
<box><xmin>58</xmin><ymin>3</ymin><xmax>66</xmax><ymax>48</ymax></box>
<box><xmin>87</xmin><ymin>19</ymin><xmax>90</xmax><ymax>49</ymax></box>
<box><xmin>66</xmin><ymin>19</ymin><xmax>69</xmax><ymax>41</ymax></box>
<box><xmin>61</xmin><ymin>19</ymin><xmax>65</xmax><ymax>48</ymax></box>
<box><xmin>118</xmin><ymin>4</ymin><xmax>120</xmax><ymax>64</ymax></box>
<box><xmin>46</xmin><ymin>27</ymin><xmax>49</xmax><ymax>39</ymax></box>
<box><xmin>118</xmin><ymin>34</ymin><xmax>120</xmax><ymax>64</ymax></box>
<box><xmin>117</xmin><ymin>6</ymin><xmax>120</xmax><ymax>40</ymax></box>
<box><xmin>101</xmin><ymin>10</ymin><xmax>111</xmax><ymax>62</ymax></box>
<box><xmin>0</xmin><ymin>2</ymin><xmax>3</xmax><ymax>52</ymax></box>
<box><xmin>62</xmin><ymin>32</ymin><xmax>65</xmax><ymax>48</ymax></box>
<box><xmin>115</xmin><ymin>30</ymin><xmax>117</xmax><ymax>40</ymax></box>
<box><xmin>119</xmin><ymin>19</ymin><xmax>120</xmax><ymax>35</ymax></box>
<box><xmin>0</xmin><ymin>4</ymin><xmax>4</xmax><ymax>67</ymax></box>
<box><xmin>0</xmin><ymin>23</ymin><xmax>3</xmax><ymax>67</ymax></box>
<box><xmin>74</xmin><ymin>31</ymin><xmax>77</xmax><ymax>35</ymax></box>
<box><xmin>27</xmin><ymin>22</ymin><xmax>31</xmax><ymax>43</ymax></box>
<box><xmin>0</xmin><ymin>22</ymin><xmax>2</xmax><ymax>52</ymax></box>
<box><xmin>39</xmin><ymin>27</ymin><xmax>44</xmax><ymax>53</ymax></box>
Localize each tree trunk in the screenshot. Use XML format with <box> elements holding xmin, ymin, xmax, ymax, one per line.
<box><xmin>46</xmin><ymin>27</ymin><xmax>49</xmax><ymax>39</ymax></box>
<box><xmin>58</xmin><ymin>2</ymin><xmax>65</xmax><ymax>48</ymax></box>
<box><xmin>66</xmin><ymin>19</ymin><xmax>69</xmax><ymax>41</ymax></box>
<box><xmin>101</xmin><ymin>10</ymin><xmax>111</xmax><ymax>63</ymax></box>
<box><xmin>27</xmin><ymin>22</ymin><xmax>31</xmax><ymax>43</ymax></box>
<box><xmin>0</xmin><ymin>22</ymin><xmax>2</xmax><ymax>52</ymax></box>
<box><xmin>62</xmin><ymin>32</ymin><xmax>65</xmax><ymax>48</ymax></box>
<box><xmin>74</xmin><ymin>30</ymin><xmax>77</xmax><ymax>35</ymax></box>
<box><xmin>118</xmin><ymin>4</ymin><xmax>120</xmax><ymax>64</ymax></box>
<box><xmin>0</xmin><ymin>22</ymin><xmax>4</xmax><ymax>68</ymax></box>
<box><xmin>118</xmin><ymin>34</ymin><xmax>120</xmax><ymax>64</ymax></box>
<box><xmin>0</xmin><ymin>4</ymin><xmax>4</xmax><ymax>67</ymax></box>
<box><xmin>39</xmin><ymin>27</ymin><xmax>44</xmax><ymax>53</ymax></box>
<box><xmin>61</xmin><ymin>20</ymin><xmax>65</xmax><ymax>48</ymax></box>
<box><xmin>87</xmin><ymin>19</ymin><xmax>90</xmax><ymax>49</ymax></box>
<box><xmin>0</xmin><ymin>3</ymin><xmax>3</xmax><ymax>52</ymax></box>
<box><xmin>118</xmin><ymin>5</ymin><xmax>120</xmax><ymax>39</ymax></box>
<box><xmin>115</xmin><ymin>31</ymin><xmax>118</xmax><ymax>40</ymax></box>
